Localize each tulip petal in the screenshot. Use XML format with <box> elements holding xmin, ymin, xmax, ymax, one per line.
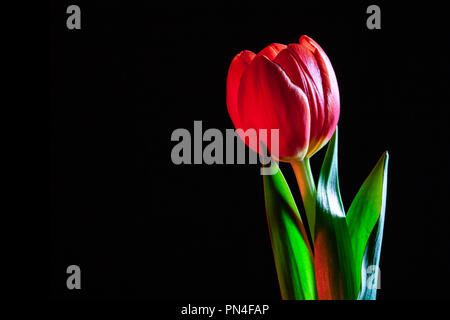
<box><xmin>299</xmin><ymin>35</ymin><xmax>340</xmax><ymax>157</ymax></box>
<box><xmin>238</xmin><ymin>55</ymin><xmax>310</xmax><ymax>160</ymax></box>
<box><xmin>257</xmin><ymin>43</ymin><xmax>287</xmax><ymax>61</ymax></box>
<box><xmin>287</xmin><ymin>42</ymin><xmax>327</xmax><ymax>156</ymax></box>
<box><xmin>226</xmin><ymin>50</ymin><xmax>256</xmax><ymax>129</ymax></box>
<box><xmin>274</xmin><ymin>48</ymin><xmax>323</xmax><ymax>153</ymax></box>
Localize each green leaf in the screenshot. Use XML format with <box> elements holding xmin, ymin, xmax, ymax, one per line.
<box><xmin>314</xmin><ymin>128</ymin><xmax>358</xmax><ymax>299</ymax></box>
<box><xmin>346</xmin><ymin>151</ymin><xmax>389</xmax><ymax>300</ymax></box>
<box><xmin>263</xmin><ymin>162</ymin><xmax>317</xmax><ymax>300</ymax></box>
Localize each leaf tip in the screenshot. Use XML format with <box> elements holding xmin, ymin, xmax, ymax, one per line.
<box><xmin>382</xmin><ymin>150</ymin><xmax>389</xmax><ymax>167</ymax></box>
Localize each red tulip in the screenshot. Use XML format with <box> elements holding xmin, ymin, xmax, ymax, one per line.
<box><xmin>226</xmin><ymin>35</ymin><xmax>340</xmax><ymax>161</ymax></box>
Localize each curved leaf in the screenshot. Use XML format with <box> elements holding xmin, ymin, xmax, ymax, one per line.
<box><xmin>346</xmin><ymin>152</ymin><xmax>389</xmax><ymax>300</ymax></box>
<box><xmin>314</xmin><ymin>128</ymin><xmax>358</xmax><ymax>299</ymax></box>
<box><xmin>263</xmin><ymin>162</ymin><xmax>317</xmax><ymax>300</ymax></box>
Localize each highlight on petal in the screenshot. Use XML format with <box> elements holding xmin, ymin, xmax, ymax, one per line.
<box><xmin>237</xmin><ymin>55</ymin><xmax>310</xmax><ymax>160</ymax></box>
<box><xmin>226</xmin><ymin>50</ymin><xmax>256</xmax><ymax>129</ymax></box>
<box><xmin>257</xmin><ymin>43</ymin><xmax>287</xmax><ymax>61</ymax></box>
<box><xmin>274</xmin><ymin>48</ymin><xmax>309</xmax><ymax>90</ymax></box>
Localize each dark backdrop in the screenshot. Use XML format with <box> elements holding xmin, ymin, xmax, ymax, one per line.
<box><xmin>51</xmin><ymin>1</ymin><xmax>450</xmax><ymax>299</ymax></box>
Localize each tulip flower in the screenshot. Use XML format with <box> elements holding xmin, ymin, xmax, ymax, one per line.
<box><xmin>226</xmin><ymin>35</ymin><xmax>340</xmax><ymax>161</ymax></box>
<box><xmin>226</xmin><ymin>36</ymin><xmax>389</xmax><ymax>300</ymax></box>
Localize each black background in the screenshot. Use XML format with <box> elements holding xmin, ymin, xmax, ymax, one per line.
<box><xmin>51</xmin><ymin>0</ymin><xmax>450</xmax><ymax>300</ymax></box>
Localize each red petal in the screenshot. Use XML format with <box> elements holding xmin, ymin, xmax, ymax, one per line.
<box><xmin>237</xmin><ymin>55</ymin><xmax>310</xmax><ymax>160</ymax></box>
<box><xmin>274</xmin><ymin>48</ymin><xmax>324</xmax><ymax>153</ymax></box>
<box><xmin>226</xmin><ymin>50</ymin><xmax>256</xmax><ymax>129</ymax></box>
<box><xmin>287</xmin><ymin>42</ymin><xmax>327</xmax><ymax>155</ymax></box>
<box><xmin>257</xmin><ymin>43</ymin><xmax>287</xmax><ymax>61</ymax></box>
<box><xmin>299</xmin><ymin>35</ymin><xmax>340</xmax><ymax>157</ymax></box>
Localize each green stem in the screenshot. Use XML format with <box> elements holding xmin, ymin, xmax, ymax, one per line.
<box><xmin>291</xmin><ymin>158</ymin><xmax>316</xmax><ymax>243</ymax></box>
